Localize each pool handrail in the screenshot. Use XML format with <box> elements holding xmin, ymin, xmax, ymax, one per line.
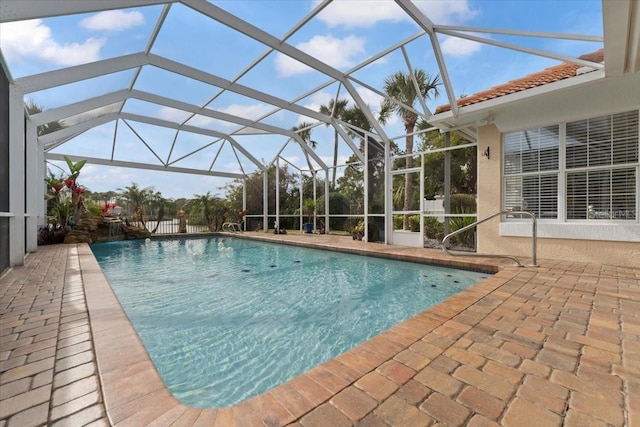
<box><xmin>222</xmin><ymin>222</ymin><xmax>242</xmax><ymax>232</ymax></box>
<box><xmin>442</xmin><ymin>210</ymin><xmax>538</xmax><ymax>267</ymax></box>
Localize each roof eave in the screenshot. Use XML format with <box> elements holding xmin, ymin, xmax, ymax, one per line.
<box><xmin>428</xmin><ymin>69</ymin><xmax>606</xmax><ymax>131</ymax></box>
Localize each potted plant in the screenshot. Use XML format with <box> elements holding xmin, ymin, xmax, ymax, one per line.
<box><xmin>303</xmin><ymin>199</ymin><xmax>317</xmax><ymax>233</ymax></box>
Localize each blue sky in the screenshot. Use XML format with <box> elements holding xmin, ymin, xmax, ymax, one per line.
<box><xmin>0</xmin><ymin>0</ymin><xmax>603</xmax><ymax>200</ymax></box>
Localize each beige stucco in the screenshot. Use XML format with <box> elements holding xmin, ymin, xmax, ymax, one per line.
<box><xmin>476</xmin><ymin>124</ymin><xmax>640</xmax><ymax>269</ymax></box>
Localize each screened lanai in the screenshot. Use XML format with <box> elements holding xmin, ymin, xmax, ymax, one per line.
<box><xmin>1</xmin><ymin>0</ymin><xmax>639</xmax><ymax>270</ymax></box>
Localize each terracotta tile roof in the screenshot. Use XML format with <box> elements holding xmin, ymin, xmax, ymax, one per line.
<box><xmin>435</xmin><ymin>49</ymin><xmax>604</xmax><ymax>114</ymax></box>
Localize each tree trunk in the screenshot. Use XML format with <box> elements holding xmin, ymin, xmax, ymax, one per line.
<box><xmin>151</xmin><ymin>204</ymin><xmax>164</xmax><ymax>233</ymax></box>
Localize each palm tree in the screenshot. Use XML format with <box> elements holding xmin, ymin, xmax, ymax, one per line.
<box><xmin>291</xmin><ymin>121</ymin><xmax>318</xmax><ymax>174</ymax></box>
<box><xmin>319</xmin><ymin>98</ymin><xmax>349</xmax><ymax>189</ymax></box>
<box><xmin>340</xmin><ymin>102</ymin><xmax>392</xmax><ymax>151</ymax></box>
<box><xmin>26</xmin><ymin>101</ymin><xmax>64</xmax><ymax>136</ymax></box>
<box><xmin>148</xmin><ymin>191</ymin><xmax>168</xmax><ymax>234</ymax></box>
<box><xmin>383</xmin><ymin>69</ymin><xmax>441</xmax><ymax>230</ymax></box>
<box><xmin>192</xmin><ymin>191</ymin><xmax>229</xmax><ymax>231</ymax></box>
<box><xmin>339</xmin><ymin>103</ymin><xmax>391</xmax><ymax>241</ymax></box>
<box><xmin>118</xmin><ymin>182</ymin><xmax>154</xmax><ymax>225</ymax></box>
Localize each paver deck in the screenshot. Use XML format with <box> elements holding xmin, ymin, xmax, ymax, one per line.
<box><xmin>1</xmin><ymin>233</ymin><xmax>639</xmax><ymax>426</ymax></box>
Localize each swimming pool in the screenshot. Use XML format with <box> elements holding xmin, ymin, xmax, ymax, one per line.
<box><xmin>91</xmin><ymin>237</ymin><xmax>488</xmax><ymax>408</ymax></box>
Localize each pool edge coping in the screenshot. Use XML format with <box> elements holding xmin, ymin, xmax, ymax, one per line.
<box><xmin>80</xmin><ymin>238</ymin><xmax>519</xmax><ymax>425</ymax></box>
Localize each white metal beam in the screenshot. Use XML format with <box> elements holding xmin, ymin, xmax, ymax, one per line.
<box><xmin>39</xmin><ymin>113</ymin><xmax>117</xmax><ymax>145</ymax></box>
<box><xmin>181</xmin><ymin>0</ymin><xmax>348</xmax><ymax>83</ymax></box>
<box><xmin>437</xmin><ymin>29</ymin><xmax>605</xmax><ymax>70</ymax></box>
<box><xmin>14</xmin><ymin>53</ymin><xmax>148</xmax><ymax>93</ymax></box>
<box><xmin>603</xmin><ymin>0</ymin><xmax>640</xmax><ymax>75</ymax></box>
<box><xmin>126</xmin><ymin>3</ymin><xmax>172</xmax><ymax>93</ymax></box>
<box><xmin>332</xmin><ymin>122</ymin><xmax>365</xmax><ymax>164</ymax></box>
<box><xmin>292</xmin><ymin>134</ymin><xmax>328</xmax><ymax>171</ymax></box>
<box><xmin>130</xmin><ymin>89</ymin><xmax>298</xmax><ymax>138</ymax></box>
<box><xmin>30</xmin><ymin>90</ymin><xmax>130</xmax><ymax>125</ymax></box>
<box><xmin>148</xmin><ymin>54</ymin><xmax>335</xmax><ymax>124</ymax></box>
<box><xmin>38</xmin><ymin>106</ymin><xmax>266</xmax><ymax>171</ymax></box>
<box><xmin>0</xmin><ymin>0</ymin><xmax>175</xmax><ymax>23</ymax></box>
<box><xmin>342</xmin><ymin>79</ymin><xmax>392</xmax><ymax>146</ymax></box>
<box><xmin>434</xmin><ymin>25</ymin><xmax>602</xmax><ymax>42</ymax></box>
<box><xmin>394</xmin><ymin>0</ymin><xmax>458</xmax><ymax>117</ymax></box>
<box><xmin>45</xmin><ymin>153</ymin><xmax>244</xmax><ymax>179</ymax></box>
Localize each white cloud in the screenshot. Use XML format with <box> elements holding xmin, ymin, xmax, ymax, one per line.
<box><xmin>157</xmin><ymin>103</ymin><xmax>277</xmax><ymax>129</ymax></box>
<box><xmin>440</xmin><ymin>35</ymin><xmax>482</xmax><ymax>56</ymax></box>
<box><xmin>315</xmin><ymin>0</ymin><xmax>477</xmax><ymax>28</ymax></box>
<box><xmin>299</xmin><ymin>91</ymin><xmax>334</xmax><ymax>124</ymax></box>
<box><xmin>282</xmin><ymin>155</ymin><xmax>301</xmax><ymax>166</ymax></box>
<box><xmin>353</xmin><ymin>87</ymin><xmax>399</xmax><ymax>126</ymax></box>
<box><xmin>413</xmin><ymin>0</ymin><xmax>478</xmax><ymax>25</ymax></box>
<box><xmin>275</xmin><ymin>35</ymin><xmax>365</xmax><ymax>77</ymax></box>
<box><xmin>220</xmin><ymin>103</ymin><xmax>275</xmax><ymax>122</ymax></box>
<box><xmin>316</xmin><ymin>1</ymin><xmax>406</xmax><ymax>28</ymax></box>
<box><xmin>0</xmin><ymin>19</ymin><xmax>104</xmax><ymax>66</ymax></box>
<box><xmin>80</xmin><ymin>10</ymin><xmax>145</xmax><ymax>31</ymax></box>
<box><xmin>156</xmin><ymin>106</ymin><xmax>192</xmax><ymax>123</ymax></box>
<box><xmin>355</xmin><ymin>87</ymin><xmax>382</xmax><ymax>109</ymax></box>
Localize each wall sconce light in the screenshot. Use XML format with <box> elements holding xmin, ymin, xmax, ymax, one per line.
<box><xmin>482</xmin><ymin>146</ymin><xmax>490</xmax><ymax>159</ymax></box>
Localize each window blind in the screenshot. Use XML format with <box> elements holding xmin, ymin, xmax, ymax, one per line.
<box><xmin>566</xmin><ymin>111</ymin><xmax>638</xmax><ymax>220</ymax></box>
<box><xmin>504</xmin><ymin>109</ymin><xmax>638</xmax><ymax>222</ymax></box>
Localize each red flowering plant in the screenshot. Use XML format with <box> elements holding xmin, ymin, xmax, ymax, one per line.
<box><xmin>101</xmin><ymin>202</ymin><xmax>116</xmax><ymax>216</ymax></box>
<box><xmin>44</xmin><ymin>156</ymin><xmax>87</xmax><ymax>231</ymax></box>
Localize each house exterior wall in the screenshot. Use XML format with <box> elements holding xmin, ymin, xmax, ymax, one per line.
<box><xmin>477</xmin><ymin>124</ymin><xmax>640</xmax><ymax>268</ymax></box>
<box><xmin>0</xmin><ymin>63</ymin><xmax>9</xmax><ymax>274</ymax></box>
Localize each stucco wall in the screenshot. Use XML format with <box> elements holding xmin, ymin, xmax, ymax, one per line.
<box><xmin>0</xmin><ymin>64</ymin><xmax>9</xmax><ymax>274</ymax></box>
<box><xmin>476</xmin><ymin>124</ymin><xmax>640</xmax><ymax>268</ymax></box>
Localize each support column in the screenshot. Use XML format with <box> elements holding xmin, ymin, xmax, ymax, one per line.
<box><xmin>384</xmin><ymin>136</ymin><xmax>391</xmax><ymax>244</ymax></box>
<box><xmin>444</xmin><ymin>131</ymin><xmax>451</xmax><ymax>236</ymax></box>
<box><xmin>263</xmin><ymin>170</ymin><xmax>268</xmax><ymax>232</ymax></box>
<box><xmin>8</xmin><ymin>85</ymin><xmax>25</xmax><ymax>266</ymax></box>
<box><xmin>324</xmin><ymin>170</ymin><xmax>329</xmax><ymax>234</ymax></box>
<box><xmin>299</xmin><ymin>171</ymin><xmax>303</xmax><ymax>232</ymax></box>
<box><xmin>275</xmin><ymin>158</ymin><xmax>280</xmax><ymax>229</ymax></box>
<box><xmin>242</xmin><ymin>178</ymin><xmax>246</xmax><ymax>231</ymax></box>
<box><xmin>419</xmin><ymin>152</ymin><xmax>425</xmax><ymax>239</ymax></box>
<box><xmin>312</xmin><ymin>171</ymin><xmax>317</xmax><ymax>232</ymax></box>
<box><xmin>37</xmin><ymin>141</ymin><xmax>46</xmax><ymax>227</ymax></box>
<box><xmin>25</xmin><ymin>119</ymin><xmax>38</xmax><ymax>252</ymax></box>
<box><xmin>363</xmin><ymin>136</ymin><xmax>369</xmax><ymax>242</ymax></box>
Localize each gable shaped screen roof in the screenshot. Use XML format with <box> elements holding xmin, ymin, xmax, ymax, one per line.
<box><xmin>1</xmin><ymin>0</ymin><xmax>637</xmax><ymax>193</ymax></box>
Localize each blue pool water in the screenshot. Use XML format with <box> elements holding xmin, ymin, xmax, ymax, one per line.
<box><xmin>91</xmin><ymin>237</ymin><xmax>488</xmax><ymax>408</ymax></box>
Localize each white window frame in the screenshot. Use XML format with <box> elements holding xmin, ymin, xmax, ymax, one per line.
<box><xmin>501</xmin><ymin>110</ymin><xmax>639</xmax><ymax>242</ymax></box>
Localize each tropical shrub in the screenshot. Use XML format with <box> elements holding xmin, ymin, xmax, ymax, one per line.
<box><xmin>449</xmin><ymin>209</ymin><xmax>476</xmax><ymax>249</ymax></box>
<box><xmin>450</xmin><ymin>193</ymin><xmax>476</xmax><ymax>213</ymax></box>
<box><xmin>393</xmin><ymin>214</ymin><xmax>420</xmax><ymax>231</ymax></box>
<box><xmin>424</xmin><ymin>216</ymin><xmax>444</xmax><ymax>241</ymax></box>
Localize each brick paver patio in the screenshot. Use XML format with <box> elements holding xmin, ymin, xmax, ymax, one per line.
<box><xmin>1</xmin><ymin>235</ymin><xmax>639</xmax><ymax>426</ymax></box>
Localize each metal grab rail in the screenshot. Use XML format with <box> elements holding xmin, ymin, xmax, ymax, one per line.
<box><xmin>222</xmin><ymin>222</ymin><xmax>242</xmax><ymax>232</ymax></box>
<box><xmin>442</xmin><ymin>210</ymin><xmax>538</xmax><ymax>267</ymax></box>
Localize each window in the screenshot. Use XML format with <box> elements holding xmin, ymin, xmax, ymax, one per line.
<box><xmin>503</xmin><ymin>126</ymin><xmax>559</xmax><ymax>218</ymax></box>
<box><xmin>503</xmin><ymin>110</ymin><xmax>639</xmax><ymax>222</ymax></box>
<box><xmin>565</xmin><ymin>111</ymin><xmax>638</xmax><ymax>220</ymax></box>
